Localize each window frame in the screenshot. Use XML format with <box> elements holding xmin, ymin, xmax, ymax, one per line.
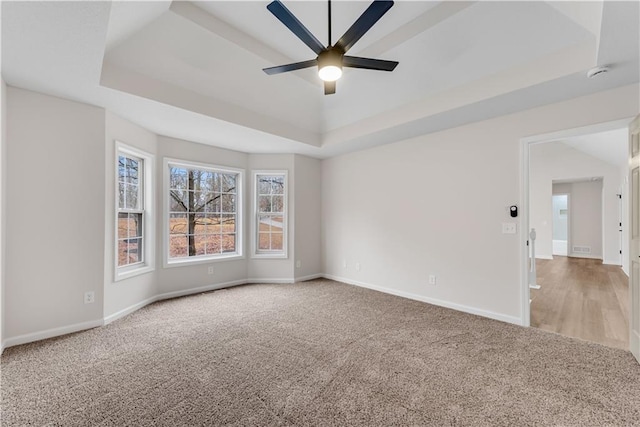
<box><xmin>252</xmin><ymin>170</ymin><xmax>288</xmax><ymax>259</ymax></box>
<box><xmin>115</xmin><ymin>142</ymin><xmax>155</xmax><ymax>281</ymax></box>
<box><xmin>164</xmin><ymin>158</ymin><xmax>244</xmax><ymax>267</ymax></box>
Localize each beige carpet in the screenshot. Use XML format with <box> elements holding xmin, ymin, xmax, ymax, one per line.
<box><xmin>2</xmin><ymin>279</ymin><xmax>640</xmax><ymax>426</ymax></box>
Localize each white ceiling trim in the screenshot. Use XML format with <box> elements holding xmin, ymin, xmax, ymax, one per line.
<box><xmin>323</xmin><ymin>39</ymin><xmax>597</xmax><ymax>147</ymax></box>
<box><xmin>357</xmin><ymin>1</ymin><xmax>477</xmax><ymax>59</ymax></box>
<box><xmin>100</xmin><ymin>61</ymin><xmax>322</xmax><ymax>147</ymax></box>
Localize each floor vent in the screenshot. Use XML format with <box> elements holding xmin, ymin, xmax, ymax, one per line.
<box><xmin>572</xmin><ymin>246</ymin><xmax>591</xmax><ymax>254</ymax></box>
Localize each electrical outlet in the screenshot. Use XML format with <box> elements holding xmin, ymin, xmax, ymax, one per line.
<box><xmin>428</xmin><ymin>275</ymin><xmax>437</xmax><ymax>285</ymax></box>
<box><xmin>296</xmin><ymin>260</ymin><xmax>301</xmax><ymax>268</ymax></box>
<box><xmin>355</xmin><ymin>262</ymin><xmax>361</xmax><ymax>271</ymax></box>
<box><xmin>84</xmin><ymin>291</ymin><xmax>95</xmax><ymax>304</ymax></box>
<box><xmin>207</xmin><ymin>266</ymin><xmax>214</xmax><ymax>275</ymax></box>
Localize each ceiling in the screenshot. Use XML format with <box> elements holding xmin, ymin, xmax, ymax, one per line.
<box><xmin>558</xmin><ymin>128</ymin><xmax>629</xmax><ymax>168</ymax></box>
<box><xmin>2</xmin><ymin>1</ymin><xmax>638</xmax><ymax>158</ymax></box>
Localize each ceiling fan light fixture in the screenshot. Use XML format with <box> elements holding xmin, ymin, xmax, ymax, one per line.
<box><xmin>318</xmin><ymin>48</ymin><xmax>343</xmax><ymax>82</ymax></box>
<box><xmin>319</xmin><ymin>65</ymin><xmax>342</xmax><ymax>81</ymax></box>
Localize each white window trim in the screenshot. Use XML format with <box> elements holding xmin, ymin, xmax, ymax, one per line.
<box><xmin>115</xmin><ymin>142</ymin><xmax>155</xmax><ymax>282</ymax></box>
<box><xmin>251</xmin><ymin>170</ymin><xmax>288</xmax><ymax>259</ymax></box>
<box><xmin>163</xmin><ymin>158</ymin><xmax>244</xmax><ymax>268</ymax></box>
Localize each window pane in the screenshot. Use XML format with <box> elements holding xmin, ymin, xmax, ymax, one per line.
<box><xmin>127</xmin><ymin>238</ymin><xmax>142</xmax><ymax>264</ymax></box>
<box><xmin>186</xmin><ymin>235</ymin><xmax>196</xmax><ymax>257</ymax></box>
<box><xmin>193</xmin><ymin>190</ymin><xmax>208</xmax><ymax>211</ymax></box>
<box><xmin>205</xmin><ymin>214</ymin><xmax>221</xmax><ymax>234</ymax></box>
<box><xmin>126</xmin><ymin>158</ymin><xmax>139</xmax><ymax>185</ymax></box>
<box><xmin>222</xmin><ymin>234</ymin><xmax>236</xmax><ymax>253</ymax></box>
<box><xmin>169</xmin><ymin>189</ymin><xmax>187</xmax><ymax>212</ymax></box>
<box><xmin>117</xmin><ymin>150</ymin><xmax>148</xmax><ymax>271</ymax></box>
<box><xmin>258</xmin><ymin>215</ymin><xmax>271</xmax><ymax>232</ymax></box>
<box><xmin>169</xmin><ymin>213</ymin><xmax>187</xmax><ymax>235</ymax></box>
<box><xmin>221</xmin><ymin>194</ymin><xmax>235</xmax><ymax>213</ymax></box>
<box><xmin>194</xmin><ymin>235</ymin><xmax>207</xmax><ymax>256</ymax></box>
<box><xmin>118</xmin><ymin>240</ymin><xmax>128</xmax><ymax>266</ymax></box>
<box><xmin>258</xmin><ymin>233</ymin><xmax>270</xmax><ymax>250</ymax></box>
<box><xmin>118</xmin><ymin>156</ymin><xmax>126</xmax><ymax>182</ymax></box>
<box><xmin>170</xmin><ymin>167</ymin><xmax>188</xmax><ymax>190</ymax></box>
<box><xmin>125</xmin><ymin>183</ymin><xmax>139</xmax><ymax>209</ymax></box>
<box><xmin>127</xmin><ymin>213</ymin><xmax>142</xmax><ymax>238</ymax></box>
<box><xmin>168</xmin><ymin>164</ymin><xmax>240</xmax><ymax>260</ymax></box>
<box><xmin>207</xmin><ymin>234</ymin><xmax>222</xmax><ymax>254</ymax></box>
<box><xmin>272</xmin><ymin>196</ymin><xmax>284</xmax><ymax>213</ymax></box>
<box><xmin>198</xmin><ymin>171</ymin><xmax>214</xmax><ymax>192</ymax></box>
<box><xmin>194</xmin><ymin>213</ymin><xmax>206</xmax><ymax>235</ymax></box>
<box><xmin>221</xmin><ymin>214</ymin><xmax>235</xmax><ymax>233</ymax></box>
<box><xmin>118</xmin><ymin>182</ymin><xmax>125</xmax><ymax>209</ymax></box>
<box><xmin>271</xmin><ymin>215</ymin><xmax>284</xmax><ymax>233</ymax></box>
<box><xmin>271</xmin><ymin>233</ymin><xmax>283</xmax><ymax>250</ymax></box>
<box><xmin>211</xmin><ymin>173</ymin><xmax>221</xmax><ymax>192</ymax></box>
<box><xmin>271</xmin><ymin>177</ymin><xmax>284</xmax><ymax>194</ymax></box>
<box><xmin>169</xmin><ymin>235</ymin><xmax>188</xmax><ymax>258</ymax></box>
<box><xmin>117</xmin><ymin>212</ymin><xmax>129</xmax><ymax>238</ymax></box>
<box><xmin>254</xmin><ymin>173</ymin><xmax>285</xmax><ymax>254</ymax></box>
<box><xmin>258</xmin><ymin>178</ymin><xmax>271</xmax><ymax>195</ymax></box>
<box><xmin>258</xmin><ymin>195</ymin><xmax>271</xmax><ymax>213</ymax></box>
<box><xmin>222</xmin><ymin>174</ymin><xmax>236</xmax><ymax>193</ymax></box>
<box><xmin>204</xmin><ymin>194</ymin><xmax>221</xmax><ymax>213</ymax></box>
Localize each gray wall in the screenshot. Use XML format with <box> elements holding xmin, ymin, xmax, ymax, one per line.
<box><xmin>5</xmin><ymin>87</ymin><xmax>106</xmax><ymax>339</ymax></box>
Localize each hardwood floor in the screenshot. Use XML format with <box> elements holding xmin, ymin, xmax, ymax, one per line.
<box><xmin>530</xmin><ymin>256</ymin><xmax>629</xmax><ymax>350</ymax></box>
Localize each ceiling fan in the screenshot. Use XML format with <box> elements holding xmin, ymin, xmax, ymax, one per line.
<box><xmin>263</xmin><ymin>0</ymin><xmax>399</xmax><ymax>95</ymax></box>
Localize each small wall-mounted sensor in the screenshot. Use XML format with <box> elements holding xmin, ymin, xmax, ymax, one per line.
<box><xmin>510</xmin><ymin>205</ymin><xmax>518</xmax><ymax>218</ymax></box>
<box><xmin>587</xmin><ymin>65</ymin><xmax>609</xmax><ymax>79</ymax></box>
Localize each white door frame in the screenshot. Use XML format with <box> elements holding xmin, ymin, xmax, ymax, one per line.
<box><xmin>520</xmin><ymin>118</ymin><xmax>633</xmax><ymax>327</ymax></box>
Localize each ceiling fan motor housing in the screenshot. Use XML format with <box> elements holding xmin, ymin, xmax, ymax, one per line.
<box><xmin>318</xmin><ymin>48</ymin><xmax>344</xmax><ymax>70</ymax></box>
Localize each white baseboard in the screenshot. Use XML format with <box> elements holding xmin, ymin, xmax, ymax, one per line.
<box><xmin>569</xmin><ymin>253</ymin><xmax>602</xmax><ymax>260</ymax></box>
<box><xmin>155</xmin><ymin>279</ymin><xmax>248</xmax><ymax>301</ymax></box>
<box><xmin>2</xmin><ymin>319</ymin><xmax>104</xmax><ymax>349</ymax></box>
<box><xmin>295</xmin><ymin>273</ymin><xmax>323</xmax><ymax>282</ymax></box>
<box><xmin>602</xmin><ymin>259</ymin><xmax>622</xmax><ymax>266</ymax></box>
<box><xmin>246</xmin><ymin>278</ymin><xmax>295</xmax><ymax>284</ymax></box>
<box><xmin>105</xmin><ymin>279</ymin><xmax>248</xmax><ymax>325</ymax></box>
<box><xmin>323</xmin><ymin>274</ymin><xmax>522</xmax><ymax>326</ymax></box>
<box><xmin>6</xmin><ymin>279</ymin><xmax>250</xmax><ymax>350</ymax></box>
<box><xmin>535</xmin><ymin>255</ymin><xmax>554</xmax><ymax>260</ymax></box>
<box><xmin>103</xmin><ymin>295</ymin><xmax>158</xmax><ymax>325</ymax></box>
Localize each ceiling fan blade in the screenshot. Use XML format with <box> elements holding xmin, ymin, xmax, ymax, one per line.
<box><xmin>263</xmin><ymin>59</ymin><xmax>318</xmax><ymax>75</ymax></box>
<box><xmin>324</xmin><ymin>81</ymin><xmax>336</xmax><ymax>95</ymax></box>
<box><xmin>343</xmin><ymin>56</ymin><xmax>398</xmax><ymax>71</ymax></box>
<box><xmin>335</xmin><ymin>1</ymin><xmax>394</xmax><ymax>53</ymax></box>
<box><xmin>267</xmin><ymin>1</ymin><xmax>325</xmax><ymax>55</ymax></box>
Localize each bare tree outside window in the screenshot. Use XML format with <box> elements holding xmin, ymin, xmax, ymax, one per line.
<box><xmin>168</xmin><ymin>166</ymin><xmax>238</xmax><ymax>258</ymax></box>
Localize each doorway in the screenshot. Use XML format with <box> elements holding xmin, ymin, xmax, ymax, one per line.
<box><xmin>522</xmin><ymin>120</ymin><xmax>631</xmax><ymax>350</ymax></box>
<box><xmin>552</xmin><ymin>193</ymin><xmax>569</xmax><ymax>256</ymax></box>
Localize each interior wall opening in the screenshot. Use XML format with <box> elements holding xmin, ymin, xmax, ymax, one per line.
<box><xmin>526</xmin><ymin>125</ymin><xmax>630</xmax><ymax>349</ymax></box>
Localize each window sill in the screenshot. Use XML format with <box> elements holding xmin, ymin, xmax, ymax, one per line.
<box><xmin>251</xmin><ymin>253</ymin><xmax>288</xmax><ymax>259</ymax></box>
<box><xmin>115</xmin><ymin>264</ymin><xmax>154</xmax><ymax>282</ymax></box>
<box><xmin>164</xmin><ymin>253</ymin><xmax>244</xmax><ymax>268</ymax></box>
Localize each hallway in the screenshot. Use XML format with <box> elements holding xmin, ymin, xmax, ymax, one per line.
<box><xmin>531</xmin><ymin>257</ymin><xmax>629</xmax><ymax>349</ymax></box>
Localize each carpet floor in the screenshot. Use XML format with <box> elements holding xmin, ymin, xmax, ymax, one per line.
<box><xmin>2</xmin><ymin>279</ymin><xmax>640</xmax><ymax>426</ymax></box>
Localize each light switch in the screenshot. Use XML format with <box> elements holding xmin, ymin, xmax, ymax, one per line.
<box><xmin>502</xmin><ymin>222</ymin><xmax>517</xmax><ymax>234</ymax></box>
